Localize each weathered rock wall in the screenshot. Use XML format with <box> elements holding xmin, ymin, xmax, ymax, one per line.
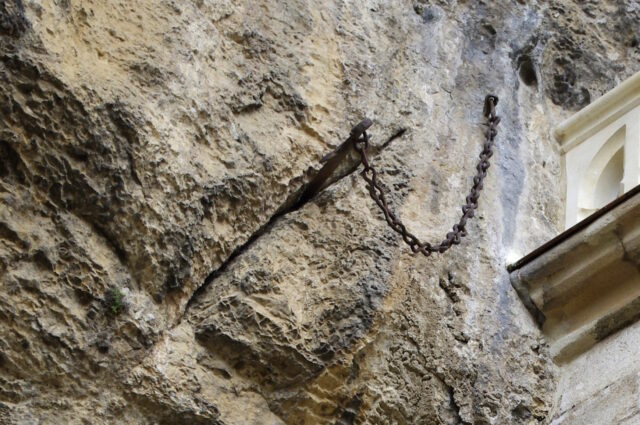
<box><xmin>0</xmin><ymin>0</ymin><xmax>638</xmax><ymax>423</ymax></box>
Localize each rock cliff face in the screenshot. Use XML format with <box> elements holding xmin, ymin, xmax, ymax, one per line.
<box><xmin>1</xmin><ymin>0</ymin><xmax>638</xmax><ymax>423</ymax></box>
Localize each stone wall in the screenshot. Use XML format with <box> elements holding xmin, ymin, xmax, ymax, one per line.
<box><xmin>551</xmin><ymin>318</ymin><xmax>640</xmax><ymax>424</ymax></box>
<box><xmin>1</xmin><ymin>0</ymin><xmax>638</xmax><ymax>423</ymax></box>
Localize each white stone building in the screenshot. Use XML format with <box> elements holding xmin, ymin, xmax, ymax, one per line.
<box><xmin>510</xmin><ymin>71</ymin><xmax>640</xmax><ymax>424</ymax></box>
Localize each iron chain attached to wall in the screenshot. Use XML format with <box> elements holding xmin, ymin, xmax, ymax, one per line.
<box><xmin>356</xmin><ymin>95</ymin><xmax>500</xmax><ymax>256</ymax></box>
<box><xmin>311</xmin><ymin>95</ymin><xmax>500</xmax><ymax>256</ymax></box>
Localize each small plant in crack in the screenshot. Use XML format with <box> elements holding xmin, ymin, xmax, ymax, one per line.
<box><xmin>104</xmin><ymin>287</ymin><xmax>126</xmax><ymax>316</ymax></box>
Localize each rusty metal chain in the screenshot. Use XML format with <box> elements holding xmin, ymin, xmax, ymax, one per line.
<box><xmin>353</xmin><ymin>95</ymin><xmax>500</xmax><ymax>256</ymax></box>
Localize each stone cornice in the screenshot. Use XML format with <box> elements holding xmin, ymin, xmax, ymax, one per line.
<box><xmin>509</xmin><ymin>187</ymin><xmax>640</xmax><ymax>363</ymax></box>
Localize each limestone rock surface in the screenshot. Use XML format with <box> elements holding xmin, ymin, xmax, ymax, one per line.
<box><xmin>0</xmin><ymin>0</ymin><xmax>638</xmax><ymax>423</ymax></box>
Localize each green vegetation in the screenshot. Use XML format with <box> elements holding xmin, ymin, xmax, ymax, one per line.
<box><xmin>105</xmin><ymin>287</ymin><xmax>125</xmax><ymax>315</ymax></box>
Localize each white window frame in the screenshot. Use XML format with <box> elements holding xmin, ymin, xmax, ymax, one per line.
<box><xmin>555</xmin><ymin>71</ymin><xmax>640</xmax><ymax>229</ymax></box>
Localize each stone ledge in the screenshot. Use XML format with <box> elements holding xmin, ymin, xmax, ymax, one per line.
<box><xmin>509</xmin><ymin>187</ymin><xmax>640</xmax><ymax>363</ymax></box>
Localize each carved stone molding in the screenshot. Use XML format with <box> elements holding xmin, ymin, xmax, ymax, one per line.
<box><xmin>555</xmin><ymin>71</ymin><xmax>640</xmax><ymax>228</ymax></box>
<box><xmin>509</xmin><ymin>187</ymin><xmax>640</xmax><ymax>363</ymax></box>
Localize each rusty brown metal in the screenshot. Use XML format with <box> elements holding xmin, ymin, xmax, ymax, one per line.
<box><xmin>297</xmin><ymin>118</ymin><xmax>373</xmax><ymax>206</ymax></box>
<box><xmin>507</xmin><ymin>183</ymin><xmax>640</xmax><ymax>272</ymax></box>
<box><xmin>353</xmin><ymin>96</ymin><xmax>500</xmax><ymax>256</ymax></box>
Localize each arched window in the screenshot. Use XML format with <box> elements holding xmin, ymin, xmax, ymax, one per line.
<box><xmin>593</xmin><ymin>147</ymin><xmax>624</xmax><ymax>206</ymax></box>
<box><xmin>577</xmin><ymin>126</ymin><xmax>625</xmax><ymax>222</ymax></box>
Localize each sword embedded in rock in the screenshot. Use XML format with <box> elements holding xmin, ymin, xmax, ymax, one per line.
<box><xmin>296</xmin><ymin>118</ymin><xmax>373</xmax><ymax>206</ymax></box>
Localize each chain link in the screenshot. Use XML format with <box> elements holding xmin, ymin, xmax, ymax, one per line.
<box><xmin>354</xmin><ymin>95</ymin><xmax>500</xmax><ymax>257</ymax></box>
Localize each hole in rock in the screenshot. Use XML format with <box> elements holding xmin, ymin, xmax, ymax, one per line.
<box><xmin>518</xmin><ymin>57</ymin><xmax>538</xmax><ymax>86</ymax></box>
